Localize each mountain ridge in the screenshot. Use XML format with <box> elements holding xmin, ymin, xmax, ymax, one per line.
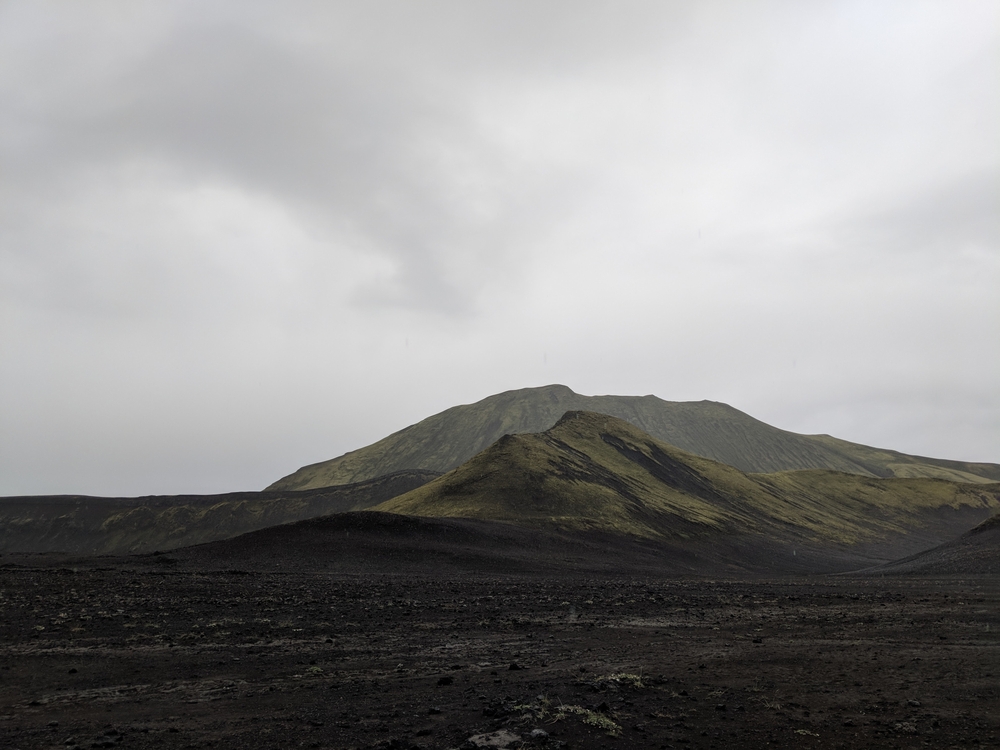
<box><xmin>375</xmin><ymin>410</ymin><xmax>1000</xmax><ymax>556</ymax></box>
<box><xmin>268</xmin><ymin>385</ymin><xmax>1000</xmax><ymax>490</ymax></box>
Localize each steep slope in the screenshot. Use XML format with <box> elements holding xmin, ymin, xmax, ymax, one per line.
<box><xmin>0</xmin><ymin>470</ymin><xmax>437</xmax><ymax>556</ymax></box>
<box><xmin>268</xmin><ymin>385</ymin><xmax>1000</xmax><ymax>490</ymax></box>
<box><xmin>376</xmin><ymin>411</ymin><xmax>1000</xmax><ymax>554</ymax></box>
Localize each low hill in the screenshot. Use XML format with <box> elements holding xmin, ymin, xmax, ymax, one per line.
<box><xmin>867</xmin><ymin>513</ymin><xmax>1000</xmax><ymax>576</ymax></box>
<box><xmin>0</xmin><ymin>470</ymin><xmax>437</xmax><ymax>556</ymax></box>
<box><xmin>268</xmin><ymin>385</ymin><xmax>1000</xmax><ymax>491</ymax></box>
<box><xmin>160</xmin><ymin>510</ymin><xmax>881</xmax><ymax>576</ymax></box>
<box><xmin>376</xmin><ymin>411</ymin><xmax>1000</xmax><ymax>558</ymax></box>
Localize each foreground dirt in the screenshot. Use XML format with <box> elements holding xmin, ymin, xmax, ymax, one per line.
<box><xmin>1</xmin><ymin>565</ymin><xmax>998</xmax><ymax>749</ymax></box>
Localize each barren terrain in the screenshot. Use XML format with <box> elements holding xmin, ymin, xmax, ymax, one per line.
<box><xmin>2</xmin><ymin>557</ymin><xmax>998</xmax><ymax>750</ymax></box>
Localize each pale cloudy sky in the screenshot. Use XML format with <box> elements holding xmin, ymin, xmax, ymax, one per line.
<box><xmin>1</xmin><ymin>1</ymin><xmax>997</xmax><ymax>496</ymax></box>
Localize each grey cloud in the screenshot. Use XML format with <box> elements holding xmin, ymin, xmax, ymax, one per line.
<box><xmin>2</xmin><ymin>10</ymin><xmax>527</xmax><ymax>315</ymax></box>
<box><xmin>1</xmin><ymin>1</ymin><xmax>997</xmax><ymax>495</ymax></box>
<box><xmin>837</xmin><ymin>170</ymin><xmax>1000</xmax><ymax>258</ymax></box>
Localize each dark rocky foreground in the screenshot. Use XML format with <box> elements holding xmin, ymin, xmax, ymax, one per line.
<box><xmin>2</xmin><ymin>560</ymin><xmax>999</xmax><ymax>750</ymax></box>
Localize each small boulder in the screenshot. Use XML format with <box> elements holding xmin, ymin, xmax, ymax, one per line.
<box><xmin>462</xmin><ymin>729</ymin><xmax>522</xmax><ymax>748</ymax></box>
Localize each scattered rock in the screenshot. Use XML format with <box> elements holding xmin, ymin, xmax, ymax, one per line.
<box><xmin>436</xmin><ymin>676</ymin><xmax>453</xmax><ymax>686</ymax></box>
<box><xmin>374</xmin><ymin>739</ymin><xmax>419</xmax><ymax>750</ymax></box>
<box><xmin>461</xmin><ymin>729</ymin><xmax>522</xmax><ymax>749</ymax></box>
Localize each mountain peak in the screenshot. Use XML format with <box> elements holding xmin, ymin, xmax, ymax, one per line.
<box><xmin>267</xmin><ymin>386</ymin><xmax>1000</xmax><ymax>491</ymax></box>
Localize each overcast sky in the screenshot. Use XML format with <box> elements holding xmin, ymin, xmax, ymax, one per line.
<box><xmin>1</xmin><ymin>0</ymin><xmax>997</xmax><ymax>497</ymax></box>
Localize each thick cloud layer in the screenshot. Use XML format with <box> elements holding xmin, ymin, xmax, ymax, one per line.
<box><xmin>2</xmin><ymin>1</ymin><xmax>997</xmax><ymax>495</ymax></box>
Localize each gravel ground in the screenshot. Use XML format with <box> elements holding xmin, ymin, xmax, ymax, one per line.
<box><xmin>2</xmin><ymin>565</ymin><xmax>998</xmax><ymax>750</ymax></box>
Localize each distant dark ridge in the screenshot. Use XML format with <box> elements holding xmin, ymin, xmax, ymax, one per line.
<box><xmin>268</xmin><ymin>384</ymin><xmax>1000</xmax><ymax>491</ymax></box>
<box><xmin>0</xmin><ymin>469</ymin><xmax>439</xmax><ymax>556</ymax></box>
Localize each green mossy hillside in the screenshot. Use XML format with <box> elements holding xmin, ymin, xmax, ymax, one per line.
<box><xmin>376</xmin><ymin>411</ymin><xmax>1000</xmax><ymax>545</ymax></box>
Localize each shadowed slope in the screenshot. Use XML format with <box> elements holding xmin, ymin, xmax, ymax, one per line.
<box><xmin>161</xmin><ymin>510</ymin><xmax>881</xmax><ymax>576</ymax></box>
<box><xmin>868</xmin><ymin>513</ymin><xmax>1000</xmax><ymax>575</ymax></box>
<box><xmin>269</xmin><ymin>385</ymin><xmax>1000</xmax><ymax>490</ymax></box>
<box><xmin>376</xmin><ymin>411</ymin><xmax>1000</xmax><ymax>554</ymax></box>
<box><xmin>165</xmin><ymin>511</ymin><xmax>721</xmax><ymax>575</ymax></box>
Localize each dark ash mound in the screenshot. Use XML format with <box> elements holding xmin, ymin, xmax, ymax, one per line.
<box><xmin>867</xmin><ymin>512</ymin><xmax>1000</xmax><ymax>575</ymax></box>
<box><xmin>162</xmin><ymin>510</ymin><xmax>893</xmax><ymax>577</ymax></box>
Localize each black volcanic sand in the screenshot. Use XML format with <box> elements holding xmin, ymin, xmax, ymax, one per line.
<box><xmin>2</xmin><ymin>559</ymin><xmax>999</xmax><ymax>750</ymax></box>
